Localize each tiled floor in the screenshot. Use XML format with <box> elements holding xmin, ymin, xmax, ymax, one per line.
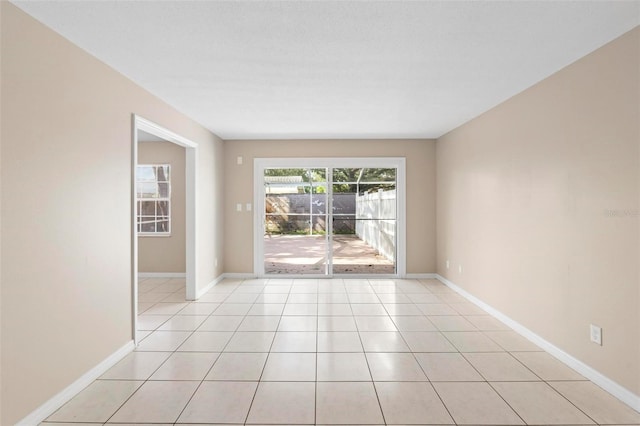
<box><xmin>43</xmin><ymin>277</ymin><xmax>640</xmax><ymax>425</ymax></box>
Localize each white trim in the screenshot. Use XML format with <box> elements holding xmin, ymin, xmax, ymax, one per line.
<box><xmin>132</xmin><ymin>115</ymin><xmax>199</xmax><ymax>319</ymax></box>
<box><xmin>435</xmin><ymin>274</ymin><xmax>640</xmax><ymax>413</ymax></box>
<box><xmin>138</xmin><ymin>272</ymin><xmax>186</xmax><ymax>278</ymax></box>
<box><xmin>16</xmin><ymin>341</ymin><xmax>135</xmax><ymax>425</ymax></box>
<box><xmin>405</xmin><ymin>273</ymin><xmax>438</xmax><ymax>279</ymax></box>
<box><xmin>253</xmin><ymin>157</ymin><xmax>406</xmax><ymax>278</ymax></box>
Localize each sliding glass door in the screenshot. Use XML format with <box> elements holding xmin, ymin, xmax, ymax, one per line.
<box><xmin>256</xmin><ymin>158</ymin><xmax>405</xmax><ymax>277</ymax></box>
<box><xmin>263</xmin><ymin>168</ymin><xmax>328</xmax><ymax>274</ymax></box>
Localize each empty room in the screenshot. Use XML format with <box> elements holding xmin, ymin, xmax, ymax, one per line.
<box><xmin>1</xmin><ymin>1</ymin><xmax>639</xmax><ymax>425</ymax></box>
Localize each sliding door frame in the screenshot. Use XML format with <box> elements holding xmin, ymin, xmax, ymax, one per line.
<box><xmin>254</xmin><ymin>157</ymin><xmax>406</xmax><ymax>278</ymax></box>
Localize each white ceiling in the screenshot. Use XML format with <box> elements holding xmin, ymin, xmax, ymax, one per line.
<box><xmin>12</xmin><ymin>1</ymin><xmax>640</xmax><ymax>140</ymax></box>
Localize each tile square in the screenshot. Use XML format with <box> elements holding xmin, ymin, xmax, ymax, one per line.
<box><xmin>196</xmin><ymin>293</ymin><xmax>229</xmax><ymax>303</ymax></box>
<box><xmin>318</xmin><ymin>331</ymin><xmax>363</xmax><ymax>352</ymax></box>
<box><xmin>159</xmin><ymin>315</ymin><xmax>206</xmax><ymax>331</ymax></box>
<box><xmin>108</xmin><ymin>381</ymin><xmax>198</xmax><ymax>423</ymax></box>
<box><xmin>261</xmin><ymin>352</ymin><xmax>316</xmax><ymax>381</ymax></box>
<box><xmin>316</xmin><ymin>382</ymin><xmax>384</xmax><ymax>425</ymax></box>
<box><xmin>383</xmin><ymin>303</ymin><xmax>423</xmax><ymax>316</ymax></box>
<box><xmin>449</xmin><ymin>303</ymin><xmax>488</xmax><ymax>315</ymax></box>
<box><xmin>246</xmin><ymin>382</ymin><xmax>315</xmax><ymax>424</ymax></box>
<box><xmin>136</xmin><ymin>331</ymin><xmax>191</xmax><ymax>352</ymax></box>
<box><xmin>433</xmin><ymin>382</ymin><xmax>524</xmax><ymax>425</ymax></box>
<box><xmin>391</xmin><ymin>315</ymin><xmax>437</xmax><ymax>331</ymax></box>
<box><xmin>492</xmin><ymin>382</ymin><xmax>594</xmax><ymax>425</ymax></box>
<box><xmin>428</xmin><ymin>315</ymin><xmax>477</xmax><ymax>331</ymax></box>
<box><xmin>287</xmin><ymin>293</ymin><xmax>319</xmax><ymax>303</ymax></box>
<box><xmin>213</xmin><ymin>303</ymin><xmax>253</xmax><ymax>316</ymax></box>
<box><xmin>177</xmin><ymin>381</ymin><xmax>258</xmax><ymax>424</ymax></box>
<box><xmin>318</xmin><ymin>316</ymin><xmax>358</xmax><ymax>331</ymax></box>
<box><xmin>464</xmin><ymin>352</ymin><xmax>539</xmax><ymax>381</ymax></box>
<box><xmin>47</xmin><ymin>380</ymin><xmax>142</xmax><ymax>423</ymax></box>
<box><xmin>465</xmin><ymin>315</ymin><xmax>511</xmax><ymax>331</ymax></box>
<box><xmin>351</xmin><ymin>304</ymin><xmax>388</xmax><ymax>316</ymax></box>
<box><xmin>318</xmin><ymin>303</ymin><xmax>353</xmax><ymax>316</ymax></box>
<box><xmin>100</xmin><ymin>352</ymin><xmax>171</xmax><ymax>380</ymax></box>
<box><xmin>416</xmin><ymin>303</ymin><xmax>457</xmax><ymax>316</ymax></box>
<box><xmin>225</xmin><ymin>331</ymin><xmax>275</xmax><ymax>352</ymax></box>
<box><xmin>360</xmin><ymin>331</ymin><xmax>410</xmax><ymax>352</ymax></box>
<box><xmin>442</xmin><ymin>331</ymin><xmax>503</xmax><ymax>352</ymax></box>
<box><xmin>347</xmin><ymin>293</ymin><xmax>381</xmax><ymax>303</ymax></box>
<box><xmin>237</xmin><ymin>315</ymin><xmax>281</xmax><ymax>332</ymax></box>
<box><xmin>137</xmin><ymin>315</ymin><xmax>172</xmax><ymax>331</ymax></box>
<box><xmin>317</xmin><ymin>353</ymin><xmax>371</xmax><ymax>381</ymax></box>
<box><xmin>511</xmin><ymin>351</ymin><xmax>586</xmax><ymax>380</ymax></box>
<box><xmin>550</xmin><ymin>381</ymin><xmax>640</xmax><ymax>424</ymax></box>
<box><xmin>225</xmin><ymin>293</ymin><xmax>260</xmax><ymax>303</ymax></box>
<box><xmin>484</xmin><ymin>331</ymin><xmax>542</xmax><ymax>351</ymax></box>
<box><xmin>401</xmin><ymin>331</ymin><xmax>457</xmax><ymax>352</ymax></box>
<box><xmin>177</xmin><ymin>331</ymin><xmax>233</xmax><ymax>352</ymax></box>
<box><xmin>376</xmin><ymin>293</ymin><xmax>412</xmax><ymax>303</ymax></box>
<box><xmin>375</xmin><ymin>382</ymin><xmax>454</xmax><ymax>424</ymax></box>
<box><xmin>144</xmin><ymin>302</ymin><xmax>189</xmax><ymax>315</ymax></box>
<box><xmin>278</xmin><ymin>315</ymin><xmax>318</xmax><ymax>331</ymax></box>
<box><xmin>406</xmin><ymin>293</ymin><xmax>444</xmax><ymax>304</ymax></box>
<box><xmin>197</xmin><ymin>315</ymin><xmax>244</xmax><ymax>331</ymax></box>
<box><xmin>355</xmin><ymin>316</ymin><xmax>398</xmax><ymax>332</ymax></box>
<box><xmin>149</xmin><ymin>352</ymin><xmax>219</xmax><ymax>380</ymax></box>
<box><xmin>248</xmin><ymin>303</ymin><xmax>285</xmax><ymax>316</ymax></box>
<box><xmin>283</xmin><ymin>303</ymin><xmax>318</xmax><ymax>316</ymax></box>
<box><xmin>256</xmin><ymin>293</ymin><xmax>289</xmax><ymax>303</ymax></box>
<box><xmin>177</xmin><ymin>302</ymin><xmax>219</xmax><ymax>315</ymax></box>
<box><xmin>318</xmin><ymin>293</ymin><xmax>350</xmax><ymax>303</ymax></box>
<box><xmin>271</xmin><ymin>331</ymin><xmax>317</xmax><ymax>352</ymax></box>
<box><xmin>366</xmin><ymin>352</ymin><xmax>427</xmax><ymax>381</ymax></box>
<box><xmin>414</xmin><ymin>353</ymin><xmax>483</xmax><ymax>382</ymax></box>
<box><xmin>206</xmin><ymin>352</ymin><xmax>268</xmax><ymax>381</ymax></box>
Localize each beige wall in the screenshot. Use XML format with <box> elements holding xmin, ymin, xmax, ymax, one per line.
<box><xmin>0</xmin><ymin>3</ymin><xmax>224</xmax><ymax>423</ymax></box>
<box><xmin>138</xmin><ymin>141</ymin><xmax>186</xmax><ymax>273</ymax></box>
<box><xmin>224</xmin><ymin>139</ymin><xmax>436</xmax><ymax>274</ymax></box>
<box><xmin>437</xmin><ymin>27</ymin><xmax>639</xmax><ymax>395</ymax></box>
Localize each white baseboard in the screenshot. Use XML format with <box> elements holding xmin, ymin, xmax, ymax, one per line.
<box><xmin>435</xmin><ymin>274</ymin><xmax>640</xmax><ymax>413</ymax></box>
<box><xmin>405</xmin><ymin>273</ymin><xmax>437</xmax><ymax>279</ymax></box>
<box><xmin>17</xmin><ymin>340</ymin><xmax>135</xmax><ymax>425</ymax></box>
<box><xmin>138</xmin><ymin>272</ymin><xmax>186</xmax><ymax>278</ymax></box>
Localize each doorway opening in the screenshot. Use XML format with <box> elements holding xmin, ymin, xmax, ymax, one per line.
<box><xmin>254</xmin><ymin>158</ymin><xmax>406</xmax><ymax>277</ymax></box>
<box><xmin>131</xmin><ymin>115</ymin><xmax>198</xmax><ymax>344</ymax></box>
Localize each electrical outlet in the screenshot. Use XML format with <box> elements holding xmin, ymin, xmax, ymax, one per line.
<box><xmin>446</xmin><ymin>260</ymin><xmax>450</xmax><ymax>269</ymax></box>
<box><xmin>236</xmin><ymin>203</ymin><xmax>242</xmax><ymax>212</ymax></box>
<box><xmin>246</xmin><ymin>203</ymin><xmax>252</xmax><ymax>211</ymax></box>
<box><xmin>590</xmin><ymin>324</ymin><xmax>602</xmax><ymax>345</ymax></box>
<box><xmin>458</xmin><ymin>265</ymin><xmax>463</xmax><ymax>274</ymax></box>
<box><xmin>237</xmin><ymin>156</ymin><xmax>243</xmax><ymax>165</ymax></box>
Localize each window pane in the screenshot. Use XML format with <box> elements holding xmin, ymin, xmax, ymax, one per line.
<box><xmin>136</xmin><ymin>165</ymin><xmax>155</xmax><ymax>181</ymax></box>
<box><xmin>333</xmin><ymin>168</ymin><xmax>361</xmax><ymax>183</ymax></box>
<box><xmin>157</xmin><ymin>201</ymin><xmax>169</xmax><ymax>216</ymax></box>
<box><xmin>138</xmin><ymin>182</ymin><xmax>157</xmax><ymax>198</ymax></box>
<box><xmin>141</xmin><ymin>201</ymin><xmax>156</xmax><ymax>216</ymax></box>
<box><xmin>158</xmin><ymin>182</ymin><xmax>170</xmax><ymax>198</ymax></box>
<box><xmin>157</xmin><ymin>165</ymin><xmax>169</xmax><ymax>182</ymax></box>
<box><xmin>157</xmin><ymin>220</ymin><xmax>169</xmax><ymax>233</ymax></box>
<box><xmin>140</xmin><ymin>222</ymin><xmax>155</xmax><ymax>233</ymax></box>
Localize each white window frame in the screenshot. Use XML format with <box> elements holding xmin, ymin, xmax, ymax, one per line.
<box><xmin>136</xmin><ymin>163</ymin><xmax>172</xmax><ymax>236</ymax></box>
